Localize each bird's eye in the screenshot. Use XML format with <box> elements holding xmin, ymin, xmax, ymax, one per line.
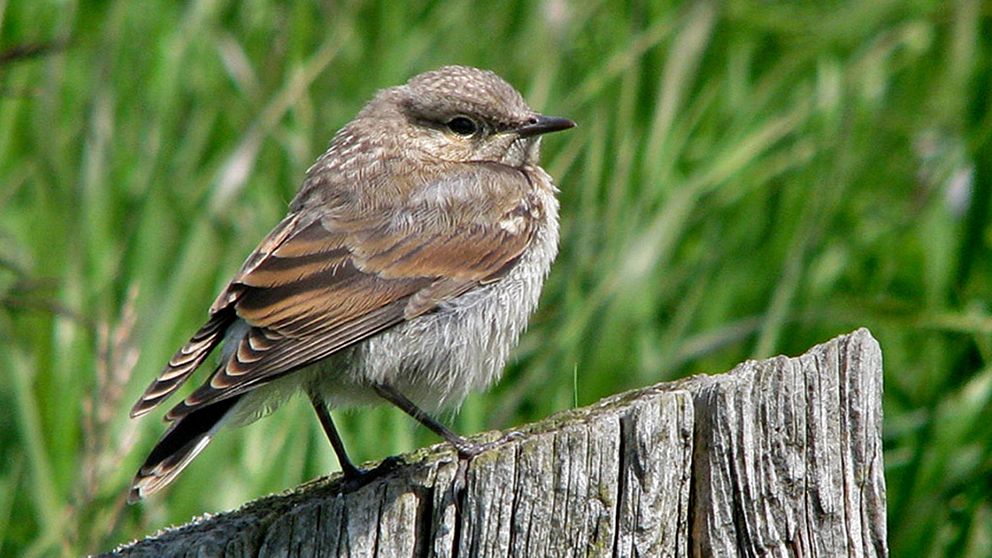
<box><xmin>446</xmin><ymin>116</ymin><xmax>478</xmax><ymax>136</ymax></box>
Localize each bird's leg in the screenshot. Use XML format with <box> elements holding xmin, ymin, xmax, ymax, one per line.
<box><xmin>372</xmin><ymin>383</ymin><xmax>518</xmax><ymax>458</ymax></box>
<box><xmin>308</xmin><ymin>391</ymin><xmax>365</xmax><ymax>478</ymax></box>
<box><xmin>309</xmin><ymin>391</ymin><xmax>404</xmax><ymax>486</ymax></box>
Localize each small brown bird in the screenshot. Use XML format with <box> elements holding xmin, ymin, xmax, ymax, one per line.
<box><xmin>127</xmin><ymin>65</ymin><xmax>574</xmax><ymax>502</ymax></box>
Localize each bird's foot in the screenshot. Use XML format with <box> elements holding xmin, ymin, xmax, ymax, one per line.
<box><xmin>451</xmin><ymin>430</ymin><xmax>523</xmax><ymax>459</ymax></box>
<box><xmin>338</xmin><ymin>455</ymin><xmax>404</xmax><ymax>491</ymax></box>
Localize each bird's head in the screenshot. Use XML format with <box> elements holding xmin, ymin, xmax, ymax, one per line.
<box><xmin>359</xmin><ymin>65</ymin><xmax>574</xmax><ymax>168</ymax></box>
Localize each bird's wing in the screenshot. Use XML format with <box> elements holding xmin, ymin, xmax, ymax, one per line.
<box><xmin>131</xmin><ymin>165</ymin><xmax>542</xmax><ymax>421</ymax></box>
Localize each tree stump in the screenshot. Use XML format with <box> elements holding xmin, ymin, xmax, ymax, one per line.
<box><xmin>105</xmin><ymin>328</ymin><xmax>887</xmax><ymax>557</ymax></box>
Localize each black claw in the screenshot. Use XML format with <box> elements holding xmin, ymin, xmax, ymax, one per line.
<box><xmin>375</xmin><ymin>455</ymin><xmax>404</xmax><ymax>473</ymax></box>
<box><xmin>453</xmin><ymin>431</ymin><xmax>523</xmax><ymax>459</ymax></box>
<box><xmin>338</xmin><ymin>456</ymin><xmax>404</xmax><ymax>491</ymax></box>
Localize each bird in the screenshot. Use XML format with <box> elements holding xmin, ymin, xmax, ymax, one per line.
<box><xmin>127</xmin><ymin>65</ymin><xmax>574</xmax><ymax>502</ymax></box>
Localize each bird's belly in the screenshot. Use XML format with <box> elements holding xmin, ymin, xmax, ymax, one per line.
<box><xmin>346</xmin><ymin>259</ymin><xmax>548</xmax><ymax>410</ymax></box>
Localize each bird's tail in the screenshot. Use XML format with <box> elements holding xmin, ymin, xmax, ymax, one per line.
<box><xmin>128</xmin><ymin>395</ymin><xmax>241</xmax><ymax>503</ymax></box>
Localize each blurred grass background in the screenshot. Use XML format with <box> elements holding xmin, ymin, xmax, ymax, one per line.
<box><xmin>1</xmin><ymin>0</ymin><xmax>990</xmax><ymax>555</ymax></box>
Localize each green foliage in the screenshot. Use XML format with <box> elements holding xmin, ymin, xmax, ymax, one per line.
<box><xmin>2</xmin><ymin>0</ymin><xmax>990</xmax><ymax>555</ymax></box>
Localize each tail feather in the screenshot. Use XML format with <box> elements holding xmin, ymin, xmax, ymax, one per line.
<box><xmin>128</xmin><ymin>395</ymin><xmax>241</xmax><ymax>503</ymax></box>
<box><xmin>130</xmin><ymin>310</ymin><xmax>235</xmax><ymax>418</ymax></box>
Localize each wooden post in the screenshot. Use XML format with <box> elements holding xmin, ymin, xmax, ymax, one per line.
<box><xmin>105</xmin><ymin>328</ymin><xmax>887</xmax><ymax>557</ymax></box>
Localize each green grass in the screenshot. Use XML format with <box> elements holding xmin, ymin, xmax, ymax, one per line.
<box><xmin>2</xmin><ymin>0</ymin><xmax>991</xmax><ymax>555</ymax></box>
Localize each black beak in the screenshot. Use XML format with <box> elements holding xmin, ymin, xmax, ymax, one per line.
<box><xmin>515</xmin><ymin>114</ymin><xmax>576</xmax><ymax>138</ymax></box>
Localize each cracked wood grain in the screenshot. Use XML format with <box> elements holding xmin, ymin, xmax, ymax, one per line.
<box><xmin>105</xmin><ymin>328</ymin><xmax>886</xmax><ymax>557</ymax></box>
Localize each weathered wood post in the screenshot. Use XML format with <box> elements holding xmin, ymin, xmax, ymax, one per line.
<box><xmin>106</xmin><ymin>328</ymin><xmax>887</xmax><ymax>557</ymax></box>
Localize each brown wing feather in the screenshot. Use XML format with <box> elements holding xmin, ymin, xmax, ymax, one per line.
<box><xmin>164</xmin><ymin>300</ymin><xmax>411</xmax><ymax>420</ymax></box>
<box><xmin>137</xmin><ymin>165</ymin><xmax>539</xmax><ymax>421</ymax></box>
